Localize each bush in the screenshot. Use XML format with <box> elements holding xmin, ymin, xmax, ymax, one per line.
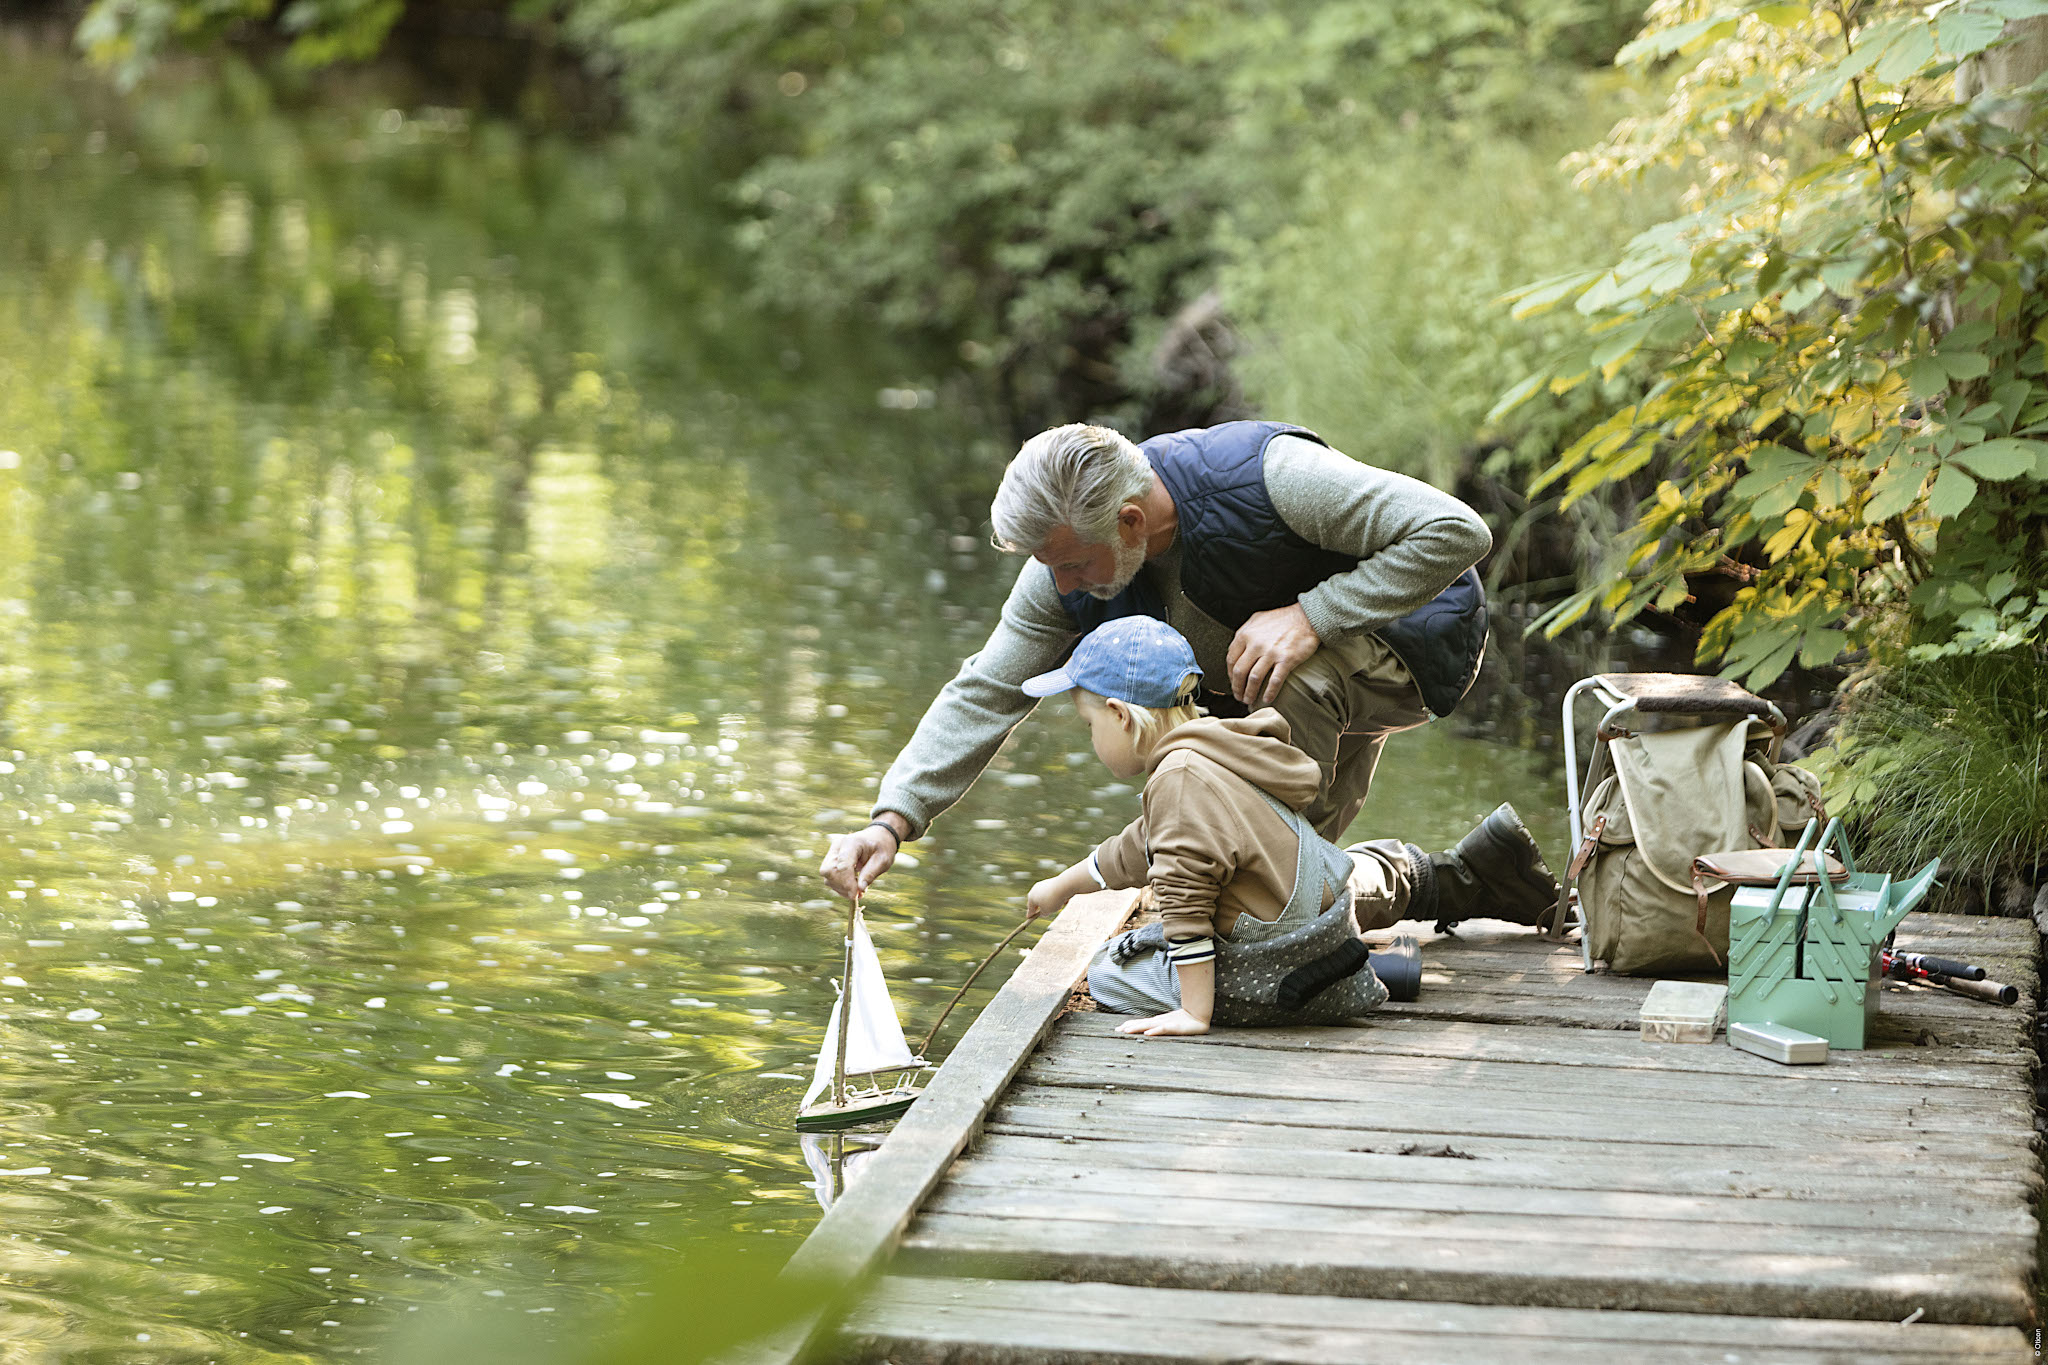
<box><xmin>1805</xmin><ymin>650</ymin><xmax>2048</xmax><ymax>898</ymax></box>
<box><xmin>1504</xmin><ymin>1</ymin><xmax>2048</xmax><ymax>690</ymax></box>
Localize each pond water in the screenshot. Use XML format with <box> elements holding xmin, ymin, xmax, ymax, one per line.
<box><xmin>0</xmin><ymin>41</ymin><xmax>1567</xmax><ymax>1361</ymax></box>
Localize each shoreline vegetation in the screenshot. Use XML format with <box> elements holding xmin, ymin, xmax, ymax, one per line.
<box><xmin>35</xmin><ymin>0</ymin><xmax>2048</xmax><ymax>903</ymax></box>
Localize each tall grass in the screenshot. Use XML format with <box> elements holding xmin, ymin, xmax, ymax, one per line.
<box><xmin>1815</xmin><ymin>653</ymin><xmax>2048</xmax><ymax>894</ymax></box>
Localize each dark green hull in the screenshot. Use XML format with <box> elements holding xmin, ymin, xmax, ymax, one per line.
<box><xmin>795</xmin><ymin>1087</ymin><xmax>922</xmax><ymax>1132</ymax></box>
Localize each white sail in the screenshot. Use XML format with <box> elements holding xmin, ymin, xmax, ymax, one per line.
<box><xmin>799</xmin><ymin>1133</ymin><xmax>881</xmax><ymax>1212</ymax></box>
<box><xmin>801</xmin><ymin>911</ymin><xmax>920</xmax><ymax>1110</ymax></box>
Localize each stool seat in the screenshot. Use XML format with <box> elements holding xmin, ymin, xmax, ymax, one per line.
<box><xmin>1588</xmin><ymin>672</ymin><xmax>1782</xmax><ymax>721</ymax></box>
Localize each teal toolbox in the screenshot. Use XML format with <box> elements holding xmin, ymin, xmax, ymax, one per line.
<box><xmin>1724</xmin><ymin>819</ymin><xmax>1941</xmax><ymax>1050</ymax></box>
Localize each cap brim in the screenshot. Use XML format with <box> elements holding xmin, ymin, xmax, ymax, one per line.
<box><xmin>1019</xmin><ymin>667</ymin><xmax>1077</xmax><ymax>698</ymax></box>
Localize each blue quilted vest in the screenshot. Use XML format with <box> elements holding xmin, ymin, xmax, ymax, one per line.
<box><xmin>1059</xmin><ymin>420</ymin><xmax>1488</xmax><ymax>718</ymax></box>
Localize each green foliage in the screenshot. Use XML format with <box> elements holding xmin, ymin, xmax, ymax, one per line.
<box><xmin>1225</xmin><ymin>90</ymin><xmax>1670</xmax><ymax>485</ymax></box>
<box><xmin>569</xmin><ymin>0</ymin><xmax>1651</xmax><ymax>419</ymax></box>
<box><xmin>1504</xmin><ymin>0</ymin><xmax>2048</xmax><ymax>688</ymax></box>
<box><xmin>1803</xmin><ymin>651</ymin><xmax>2048</xmax><ymax>883</ymax></box>
<box><xmin>76</xmin><ymin>0</ymin><xmax>1652</xmax><ymax>418</ymax></box>
<box><xmin>77</xmin><ymin>0</ymin><xmax>411</xmax><ymax>84</ymax></box>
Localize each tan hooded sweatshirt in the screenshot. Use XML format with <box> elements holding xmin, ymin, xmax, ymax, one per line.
<box><xmin>1091</xmin><ymin>711</ymin><xmax>1335</xmax><ymax>959</ymax></box>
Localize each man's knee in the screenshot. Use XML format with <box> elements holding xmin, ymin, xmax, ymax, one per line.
<box><xmin>1270</xmin><ymin>653</ymin><xmax>1352</xmax><ymax>762</ymax></box>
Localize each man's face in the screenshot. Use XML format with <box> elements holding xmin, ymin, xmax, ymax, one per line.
<box><xmin>1035</xmin><ymin>523</ymin><xmax>1144</xmax><ymax>600</ymax></box>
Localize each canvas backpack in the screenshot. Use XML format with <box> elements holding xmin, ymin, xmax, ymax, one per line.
<box><xmin>1568</xmin><ymin>716</ymin><xmax>1827</xmax><ymax>976</ymax></box>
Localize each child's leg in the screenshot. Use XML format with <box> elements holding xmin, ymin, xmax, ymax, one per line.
<box><xmin>1085</xmin><ymin>940</ymin><xmax>1182</xmax><ymax>1015</ymax></box>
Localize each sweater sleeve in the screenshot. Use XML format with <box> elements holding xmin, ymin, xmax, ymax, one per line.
<box><xmin>871</xmin><ymin>559</ymin><xmax>1078</xmax><ymax>839</ymax></box>
<box><xmin>1092</xmin><ymin>813</ymin><xmax>1151</xmax><ymax>890</ymax></box>
<box><xmin>1263</xmin><ymin>433</ymin><xmax>1493</xmax><ymax>643</ymax></box>
<box><xmin>1139</xmin><ymin>761</ymin><xmax>1251</xmax><ymax>966</ymax></box>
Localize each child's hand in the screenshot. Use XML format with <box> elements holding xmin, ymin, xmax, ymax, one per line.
<box><xmin>1026</xmin><ymin>861</ymin><xmax>1095</xmax><ymax>920</ymax></box>
<box><xmin>1024</xmin><ymin>877</ymin><xmax>1072</xmax><ymax>921</ymax></box>
<box><xmin>1115</xmin><ymin>1009</ymin><xmax>1211</xmax><ymax>1037</ymax></box>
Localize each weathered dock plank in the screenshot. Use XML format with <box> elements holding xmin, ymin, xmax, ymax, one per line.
<box><xmin>774</xmin><ymin>910</ymin><xmax>2040</xmax><ymax>1362</ymax></box>
<box><xmin>848</xmin><ymin>1278</ymin><xmax>2033</xmax><ymax>1364</ymax></box>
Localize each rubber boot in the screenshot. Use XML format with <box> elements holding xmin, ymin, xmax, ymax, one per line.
<box><xmin>1406</xmin><ymin>803</ymin><xmax>1561</xmax><ymax>935</ymax></box>
<box><xmin>1367</xmin><ymin>934</ymin><xmax>1421</xmax><ymax>1002</ymax></box>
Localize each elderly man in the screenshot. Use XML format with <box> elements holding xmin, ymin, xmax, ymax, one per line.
<box><xmin>821</xmin><ymin>419</ymin><xmax>1558</xmax><ymax>932</ymax></box>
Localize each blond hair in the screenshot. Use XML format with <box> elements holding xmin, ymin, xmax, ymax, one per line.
<box><xmin>1078</xmin><ymin>673</ymin><xmax>1204</xmax><ymax>756</ymax></box>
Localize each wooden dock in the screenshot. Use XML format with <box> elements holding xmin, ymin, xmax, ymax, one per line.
<box><xmin>771</xmin><ymin>893</ymin><xmax>2041</xmax><ymax>1363</ymax></box>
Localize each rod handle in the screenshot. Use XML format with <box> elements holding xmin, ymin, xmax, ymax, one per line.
<box><xmin>1939</xmin><ymin>974</ymin><xmax>2019</xmax><ymax>1006</ymax></box>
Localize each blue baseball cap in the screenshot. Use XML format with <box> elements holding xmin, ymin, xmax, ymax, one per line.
<box><xmin>1021</xmin><ymin>616</ymin><xmax>1203</xmax><ymax>708</ymax></box>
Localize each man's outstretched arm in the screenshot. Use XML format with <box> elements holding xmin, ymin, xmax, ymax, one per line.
<box><xmin>820</xmin><ymin>560</ymin><xmax>1076</xmax><ymax>899</ymax></box>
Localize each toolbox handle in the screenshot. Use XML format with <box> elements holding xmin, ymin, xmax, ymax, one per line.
<box><xmin>1769</xmin><ymin>819</ymin><xmax>1821</xmax><ymax>910</ymax></box>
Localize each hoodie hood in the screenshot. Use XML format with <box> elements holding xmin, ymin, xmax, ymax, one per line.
<box><xmin>1148</xmin><ymin>710</ymin><xmax>1321</xmax><ymax>811</ymax></box>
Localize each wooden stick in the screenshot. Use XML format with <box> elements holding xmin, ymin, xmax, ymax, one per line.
<box><xmin>833</xmin><ymin>891</ymin><xmax>857</xmax><ymax>1108</ymax></box>
<box><xmin>917</xmin><ymin>915</ymin><xmax>1038</xmax><ymax>1061</ymax></box>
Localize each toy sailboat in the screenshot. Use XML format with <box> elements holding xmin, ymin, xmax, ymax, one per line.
<box><xmin>796</xmin><ymin>895</ymin><xmax>928</xmax><ymax>1131</ymax></box>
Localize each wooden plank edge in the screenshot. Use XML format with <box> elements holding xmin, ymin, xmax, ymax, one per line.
<box><xmin>889</xmin><ymin>1237</ymin><xmax>2036</xmax><ymax>1327</ymax></box>
<box><xmin>855</xmin><ymin>1276</ymin><xmax>2035</xmax><ymax>1357</ymax></box>
<box><xmin>722</xmin><ymin>888</ymin><xmax>1136</xmax><ymax>1365</ymax></box>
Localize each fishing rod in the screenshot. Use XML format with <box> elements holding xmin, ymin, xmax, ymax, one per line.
<box><xmin>916</xmin><ymin>914</ymin><xmax>1039</xmax><ymax>1060</ymax></box>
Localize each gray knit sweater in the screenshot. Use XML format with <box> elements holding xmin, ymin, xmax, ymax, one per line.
<box><xmin>873</xmin><ymin>434</ymin><xmax>1492</xmax><ymax>838</ymax></box>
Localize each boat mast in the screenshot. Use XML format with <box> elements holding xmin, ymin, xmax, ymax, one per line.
<box><xmin>832</xmin><ymin>890</ymin><xmax>857</xmax><ymax>1108</ymax></box>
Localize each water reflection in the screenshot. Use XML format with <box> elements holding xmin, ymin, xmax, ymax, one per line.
<box><xmin>0</xmin><ymin>38</ymin><xmax>1566</xmax><ymax>1360</ymax></box>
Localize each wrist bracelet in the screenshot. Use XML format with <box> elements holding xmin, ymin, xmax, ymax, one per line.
<box><xmin>866</xmin><ymin>819</ymin><xmax>903</xmax><ymax>851</ymax></box>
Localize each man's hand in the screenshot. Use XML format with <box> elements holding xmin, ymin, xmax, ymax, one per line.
<box><xmin>1227</xmin><ymin>602</ymin><xmax>1320</xmax><ymax>708</ymax></box>
<box><xmin>820</xmin><ymin>815</ymin><xmax>908</xmax><ymax>900</ymax></box>
<box><xmin>1115</xmin><ymin>1008</ymin><xmax>1211</xmax><ymax>1037</ymax></box>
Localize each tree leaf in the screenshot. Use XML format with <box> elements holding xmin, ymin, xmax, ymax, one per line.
<box><xmin>1864</xmin><ymin>456</ymin><xmax>1930</xmax><ymax>523</ymax></box>
<box><xmin>1723</xmin><ymin>336</ymin><xmax>1773</xmax><ymax>379</ymax></box>
<box><xmin>1939</xmin><ymin>349</ymin><xmax>1991</xmax><ymax>380</ymax></box>
<box><xmin>1903</xmin><ymin>355</ymin><xmax>1948</xmax><ymax>399</ymax></box>
<box><xmin>1505</xmin><ymin>270</ymin><xmax>1601</xmax><ymax>320</ymax></box>
<box><xmin>1736</xmin><ymin>632</ymin><xmax>1803</xmax><ymax>690</ymax></box>
<box><xmin>1486</xmin><ymin>372</ymin><xmax>1545</xmax><ymax>424</ymax></box>
<box><xmin>1934</xmin><ymin>6</ymin><xmax>2009</xmax><ymax>57</ymax></box>
<box><xmin>1872</xmin><ymin>23</ymin><xmax>1937</xmax><ymax>84</ymax></box>
<box><xmin>1616</xmin><ymin>13</ymin><xmax>1738</xmax><ymax>66</ymax></box>
<box><xmin>1948</xmin><ymin>437</ymin><xmax>2047</xmax><ymax>481</ymax></box>
<box><xmin>1799</xmin><ymin>627</ymin><xmax>1848</xmax><ymax>668</ymax></box>
<box><xmin>1814</xmin><ymin>465</ymin><xmax>1853</xmax><ymax>509</ymax></box>
<box><xmin>1751</xmin><ymin>4</ymin><xmax>1809</xmax><ymax>27</ymax></box>
<box><xmin>1926</xmin><ymin>464</ymin><xmax>1979</xmax><ymax>518</ymax></box>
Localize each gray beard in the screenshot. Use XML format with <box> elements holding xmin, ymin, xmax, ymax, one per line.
<box><xmin>1085</xmin><ymin>537</ymin><xmax>1148</xmax><ymax>600</ymax></box>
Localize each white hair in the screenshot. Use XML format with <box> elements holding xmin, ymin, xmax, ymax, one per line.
<box><xmin>989</xmin><ymin>423</ymin><xmax>1152</xmax><ymax>554</ymax></box>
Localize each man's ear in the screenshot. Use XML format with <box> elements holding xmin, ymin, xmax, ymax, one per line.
<box><xmin>1116</xmin><ymin>501</ymin><xmax>1145</xmax><ymax>545</ymax></box>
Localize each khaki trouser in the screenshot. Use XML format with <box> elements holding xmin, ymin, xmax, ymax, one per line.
<box><xmin>1266</xmin><ymin>637</ymin><xmax>1433</xmax><ymax>842</ymax></box>
<box><xmin>1344</xmin><ymin>838</ymin><xmax>1418</xmax><ymax>932</ymax></box>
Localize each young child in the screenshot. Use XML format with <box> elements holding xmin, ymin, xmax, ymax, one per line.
<box><xmin>1023</xmin><ymin>617</ymin><xmax>1416</xmax><ymax>1037</ymax></box>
